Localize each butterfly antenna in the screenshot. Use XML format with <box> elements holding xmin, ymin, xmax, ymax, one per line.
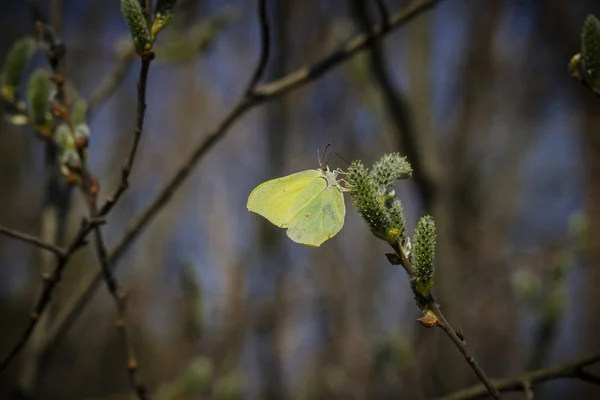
<box><xmin>333</xmin><ymin>152</ymin><xmax>350</xmax><ymax>166</ymax></box>
<box><xmin>318</xmin><ymin>142</ymin><xmax>332</xmax><ymax>169</ymax></box>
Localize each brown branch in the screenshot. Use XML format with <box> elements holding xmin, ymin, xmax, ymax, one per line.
<box><xmin>350</xmin><ymin>0</ymin><xmax>438</xmax><ymax>211</ymax></box>
<box><xmin>0</xmin><ymin>217</ymin><xmax>104</xmax><ymax>373</ymax></box>
<box><xmin>99</xmin><ymin>52</ymin><xmax>155</xmax><ymax>216</ymax></box>
<box><xmin>429</xmin><ymin>303</ymin><xmax>500</xmax><ymax>399</ymax></box>
<box><xmin>251</xmin><ymin>0</ymin><xmax>441</xmax><ymax>100</ymax></box>
<box><xmin>93</xmin><ymin>228</ymin><xmax>147</xmax><ymax>399</ymax></box>
<box><xmin>349</xmin><ymin>2</ymin><xmax>492</xmax><ymax>394</ymax></box>
<box><xmin>439</xmin><ymin>352</ymin><xmax>600</xmax><ymax>400</ymax></box>
<box><xmin>0</xmin><ymin>226</ymin><xmax>66</xmax><ymax>258</ymax></box>
<box><xmin>243</xmin><ymin>0</ymin><xmax>271</xmax><ymax>96</ymax></box>
<box><xmin>390</xmin><ymin>243</ymin><xmax>500</xmax><ymax>399</ymax></box>
<box><xmin>35</xmin><ymin>0</ymin><xmax>446</xmax><ymax>364</ymax></box>
<box><xmin>0</xmin><ymin>26</ymin><xmax>155</xmax><ymax>377</ymax></box>
<box><xmin>87</xmin><ymin>44</ymin><xmax>136</xmax><ymax>115</ymax></box>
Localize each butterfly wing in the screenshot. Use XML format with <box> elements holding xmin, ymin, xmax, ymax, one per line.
<box><xmin>247</xmin><ymin>170</ymin><xmax>325</xmax><ymax>227</ymax></box>
<box><xmin>286</xmin><ymin>185</ymin><xmax>346</xmax><ymax>247</ymax></box>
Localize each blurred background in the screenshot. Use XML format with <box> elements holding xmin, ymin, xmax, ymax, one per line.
<box><xmin>1</xmin><ymin>0</ymin><xmax>600</xmax><ymax>399</ymax></box>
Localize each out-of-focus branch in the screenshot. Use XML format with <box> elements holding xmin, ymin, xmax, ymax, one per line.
<box><xmin>243</xmin><ymin>0</ymin><xmax>270</xmax><ymax>96</ymax></box>
<box><xmin>93</xmin><ymin>229</ymin><xmax>147</xmax><ymax>399</ymax></box>
<box><xmin>252</xmin><ymin>0</ymin><xmax>442</xmax><ymax>99</ymax></box>
<box><xmin>0</xmin><ymin>17</ymin><xmax>155</xmax><ymax>377</ymax></box>
<box><xmin>37</xmin><ymin>0</ymin><xmax>447</xmax><ymax>362</ymax></box>
<box><xmin>350</xmin><ymin>0</ymin><xmax>438</xmax><ymax>211</ymax></box>
<box><xmin>87</xmin><ymin>44</ymin><xmax>136</xmax><ymax>115</ymax></box>
<box><xmin>440</xmin><ymin>352</ymin><xmax>600</xmax><ymax>400</ymax></box>
<box><xmin>0</xmin><ymin>226</ymin><xmax>66</xmax><ymax>258</ymax></box>
<box><xmin>0</xmin><ymin>217</ymin><xmax>104</xmax><ymax>373</ymax></box>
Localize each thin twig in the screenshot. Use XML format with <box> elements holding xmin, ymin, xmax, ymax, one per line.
<box><xmin>243</xmin><ymin>0</ymin><xmax>271</xmax><ymax>97</ymax></box>
<box><xmin>99</xmin><ymin>53</ymin><xmax>155</xmax><ymax>216</ymax></box>
<box><xmin>36</xmin><ymin>0</ymin><xmax>446</xmax><ymax>362</ymax></box>
<box><xmin>430</xmin><ymin>303</ymin><xmax>500</xmax><ymax>399</ymax></box>
<box><xmin>390</xmin><ymin>245</ymin><xmax>500</xmax><ymax>398</ymax></box>
<box><xmin>93</xmin><ymin>229</ymin><xmax>147</xmax><ymax>399</ymax></box>
<box><xmin>0</xmin><ymin>226</ymin><xmax>66</xmax><ymax>258</ymax></box>
<box><xmin>439</xmin><ymin>352</ymin><xmax>600</xmax><ymax>400</ymax></box>
<box><xmin>87</xmin><ymin>44</ymin><xmax>136</xmax><ymax>115</ymax></box>
<box><xmin>253</xmin><ymin>0</ymin><xmax>441</xmax><ymax>100</ymax></box>
<box><xmin>0</xmin><ymin>218</ymin><xmax>104</xmax><ymax>373</ymax></box>
<box><xmin>0</xmin><ymin>31</ymin><xmax>154</xmax><ymax>378</ymax></box>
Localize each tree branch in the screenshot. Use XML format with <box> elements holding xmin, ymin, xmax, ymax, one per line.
<box><xmin>0</xmin><ymin>217</ymin><xmax>104</xmax><ymax>373</ymax></box>
<box><xmin>251</xmin><ymin>0</ymin><xmax>441</xmax><ymax>100</ymax></box>
<box><xmin>34</xmin><ymin>0</ymin><xmax>447</xmax><ymax>366</ymax></box>
<box><xmin>92</xmin><ymin>228</ymin><xmax>147</xmax><ymax>399</ymax></box>
<box><xmin>99</xmin><ymin>52</ymin><xmax>155</xmax><ymax>216</ymax></box>
<box><xmin>0</xmin><ymin>29</ymin><xmax>155</xmax><ymax>377</ymax></box>
<box><xmin>0</xmin><ymin>226</ymin><xmax>66</xmax><ymax>258</ymax></box>
<box><xmin>390</xmin><ymin>243</ymin><xmax>500</xmax><ymax>399</ymax></box>
<box><xmin>350</xmin><ymin>0</ymin><xmax>438</xmax><ymax>211</ymax></box>
<box><xmin>439</xmin><ymin>352</ymin><xmax>600</xmax><ymax>400</ymax></box>
<box><xmin>243</xmin><ymin>0</ymin><xmax>271</xmax><ymax>97</ymax></box>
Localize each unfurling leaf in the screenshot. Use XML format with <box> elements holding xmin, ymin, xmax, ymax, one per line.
<box><xmin>152</xmin><ymin>0</ymin><xmax>178</xmax><ymax>38</ymax></box>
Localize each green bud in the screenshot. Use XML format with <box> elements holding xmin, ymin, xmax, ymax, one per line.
<box><xmin>580</xmin><ymin>15</ymin><xmax>600</xmax><ymax>93</ymax></box>
<box><xmin>582</xmin><ymin>14</ymin><xmax>600</xmax><ymax>70</ymax></box>
<box><xmin>152</xmin><ymin>0</ymin><xmax>178</xmax><ymax>38</ymax></box>
<box><xmin>371</xmin><ymin>153</ymin><xmax>412</xmax><ymax>189</ymax></box>
<box><xmin>54</xmin><ymin>123</ymin><xmax>74</xmax><ymax>149</ymax></box>
<box><xmin>388</xmin><ymin>198</ymin><xmax>408</xmax><ymax>250</ymax></box>
<box><xmin>411</xmin><ymin>215</ymin><xmax>436</xmax><ymax>297</ymax></box>
<box><xmin>70</xmin><ymin>98</ymin><xmax>88</xmax><ymax>126</ymax></box>
<box><xmin>121</xmin><ymin>0</ymin><xmax>153</xmax><ymax>54</ymax></box>
<box><xmin>1</xmin><ymin>37</ymin><xmax>36</xmax><ymax>102</ymax></box>
<box><xmin>347</xmin><ymin>160</ymin><xmax>393</xmax><ymax>240</ymax></box>
<box><xmin>27</xmin><ymin>68</ymin><xmax>51</xmax><ymax>126</ymax></box>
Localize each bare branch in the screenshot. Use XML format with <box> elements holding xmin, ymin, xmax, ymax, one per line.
<box><xmin>243</xmin><ymin>0</ymin><xmax>271</xmax><ymax>96</ymax></box>
<box><xmin>99</xmin><ymin>52</ymin><xmax>155</xmax><ymax>216</ymax></box>
<box><xmin>0</xmin><ymin>218</ymin><xmax>103</xmax><ymax>373</ymax></box>
<box><xmin>93</xmin><ymin>229</ymin><xmax>147</xmax><ymax>399</ymax></box>
<box><xmin>0</xmin><ymin>226</ymin><xmax>66</xmax><ymax>258</ymax></box>
<box><xmin>350</xmin><ymin>0</ymin><xmax>438</xmax><ymax>211</ymax></box>
<box><xmin>439</xmin><ymin>352</ymin><xmax>600</xmax><ymax>400</ymax></box>
<box><xmin>0</xmin><ymin>25</ymin><xmax>155</xmax><ymax>375</ymax></box>
<box><xmin>253</xmin><ymin>0</ymin><xmax>441</xmax><ymax>100</ymax></box>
